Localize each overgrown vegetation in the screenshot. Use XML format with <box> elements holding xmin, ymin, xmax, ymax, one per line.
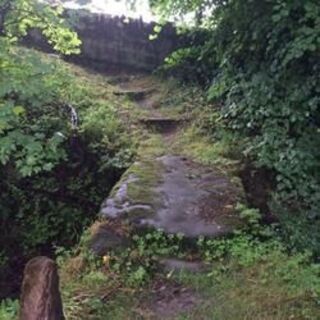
<box><xmin>1</xmin><ymin>0</ymin><xmax>320</xmax><ymax>319</ymax></box>
<box><xmin>180</xmin><ymin>238</ymin><xmax>320</xmax><ymax>319</ymax></box>
<box><xmin>149</xmin><ymin>0</ymin><xmax>320</xmax><ymax>255</ymax></box>
<box><xmin>49</xmin><ymin>206</ymin><xmax>320</xmax><ymax>320</ymax></box>
<box><xmin>0</xmin><ymin>0</ymin><xmax>135</xmax><ymax>298</ymax></box>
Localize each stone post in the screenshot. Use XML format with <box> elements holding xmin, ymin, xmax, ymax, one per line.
<box><xmin>19</xmin><ymin>257</ymin><xmax>65</xmax><ymax>320</ymax></box>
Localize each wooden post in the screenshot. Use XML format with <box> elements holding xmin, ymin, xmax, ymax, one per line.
<box><xmin>19</xmin><ymin>257</ymin><xmax>65</xmax><ymax>320</ymax></box>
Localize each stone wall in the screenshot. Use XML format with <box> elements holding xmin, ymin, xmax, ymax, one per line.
<box><xmin>26</xmin><ymin>10</ymin><xmax>181</xmax><ymax>73</ymax></box>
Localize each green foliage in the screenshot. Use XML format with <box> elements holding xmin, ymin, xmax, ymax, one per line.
<box><xmin>61</xmin><ymin>220</ymin><xmax>320</xmax><ymax>319</ymax></box>
<box><xmin>210</xmin><ymin>0</ymin><xmax>320</xmax><ymax>255</ymax></box>
<box><xmin>0</xmin><ymin>299</ymin><xmax>19</xmax><ymax>320</ymax></box>
<box><xmin>0</xmin><ymin>0</ymin><xmax>81</xmax><ymax>54</ymax></box>
<box><xmin>181</xmin><ymin>234</ymin><xmax>320</xmax><ymax>319</ymax></box>
<box><xmin>109</xmin><ymin>230</ymin><xmax>185</xmax><ymax>286</ymax></box>
<box><xmin>0</xmin><ymin>0</ymin><xmax>88</xmax><ymax>297</ymax></box>
<box><xmin>236</xmin><ymin>203</ymin><xmax>261</xmax><ymax>226</ymax></box>
<box><xmin>191</xmin><ymin>221</ymin><xmax>320</xmax><ymax>319</ymax></box>
<box><xmin>197</xmin><ymin>230</ymin><xmax>278</xmax><ymax>266</ymax></box>
<box><xmin>274</xmin><ymin>204</ymin><xmax>320</xmax><ymax>257</ymax></box>
<box><xmin>195</xmin><ymin>214</ymin><xmax>320</xmax><ymax>309</ymax></box>
<box><xmin>0</xmin><ymin>47</ymin><xmax>135</xmax><ymax>295</ymax></box>
<box><xmin>58</xmin><ymin>229</ymin><xmax>188</xmax><ymax>319</ymax></box>
<box><xmin>0</xmin><ymin>49</ymin><xmax>69</xmax><ymax>176</ymax></box>
<box><xmin>161</xmin><ymin>41</ymin><xmax>213</xmax><ymax>84</ymax></box>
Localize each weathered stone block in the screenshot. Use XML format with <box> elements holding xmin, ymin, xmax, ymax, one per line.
<box><xmin>19</xmin><ymin>257</ymin><xmax>64</xmax><ymax>320</ymax></box>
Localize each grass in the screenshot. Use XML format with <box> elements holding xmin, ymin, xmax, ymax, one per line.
<box><xmin>57</xmin><ymin>225</ymin><xmax>320</xmax><ymax>320</ymax></box>
<box><xmin>61</xmin><ymin>268</ymin><xmax>134</xmax><ymax>320</ymax></box>
<box><xmin>176</xmin><ymin>249</ymin><xmax>320</xmax><ymax>320</ymax></box>
<box><xmin>172</xmin><ymin>126</ymin><xmax>239</xmax><ymax>168</ymax></box>
<box><xmin>137</xmin><ymin>133</ymin><xmax>167</xmax><ymax>159</ymax></box>
<box><xmin>171</xmin><ymin>125</ymin><xmax>245</xmax><ymax>197</ymax></box>
<box><xmin>58</xmin><ymin>230</ymin><xmax>184</xmax><ymax>320</ymax></box>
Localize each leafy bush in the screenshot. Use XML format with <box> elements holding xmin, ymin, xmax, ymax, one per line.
<box><xmin>0</xmin><ymin>0</ymin><xmax>135</xmax><ymax>297</ymax></box>
<box><xmin>161</xmin><ymin>30</ymin><xmax>215</xmax><ymax>85</ymax></box>
<box><xmin>0</xmin><ymin>0</ymin><xmax>81</xmax><ymax>55</ymax></box>
<box><xmin>107</xmin><ymin>230</ymin><xmax>186</xmax><ymax>286</ymax></box>
<box><xmin>0</xmin><ymin>48</ymin><xmax>135</xmax><ymax>297</ymax></box>
<box><xmin>186</xmin><ymin>231</ymin><xmax>320</xmax><ymax>319</ymax></box>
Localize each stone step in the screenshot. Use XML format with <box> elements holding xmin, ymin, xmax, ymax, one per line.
<box><xmin>139</xmin><ymin>117</ymin><xmax>187</xmax><ymax>133</ymax></box>
<box><xmin>113</xmin><ymin>88</ymin><xmax>155</xmax><ymax>101</ymax></box>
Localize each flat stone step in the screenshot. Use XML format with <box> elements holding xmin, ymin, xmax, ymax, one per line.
<box><xmin>107</xmin><ymin>75</ymin><xmax>134</xmax><ymax>85</ymax></box>
<box><xmin>113</xmin><ymin>88</ymin><xmax>155</xmax><ymax>101</ymax></box>
<box><xmin>99</xmin><ymin>156</ymin><xmax>244</xmax><ymax>240</ymax></box>
<box><xmin>139</xmin><ymin>118</ymin><xmax>187</xmax><ymax>133</ymax></box>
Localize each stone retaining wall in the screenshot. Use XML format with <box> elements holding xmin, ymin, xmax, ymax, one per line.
<box><xmin>26</xmin><ymin>10</ymin><xmax>181</xmax><ymax>72</ymax></box>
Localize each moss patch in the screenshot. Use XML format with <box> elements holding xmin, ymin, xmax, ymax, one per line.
<box><xmin>102</xmin><ymin>132</ymin><xmax>166</xmax><ymax>223</ymax></box>
<box><xmin>171</xmin><ymin>126</ymin><xmax>238</xmax><ymax>167</ymax></box>
<box><xmin>137</xmin><ymin>133</ymin><xmax>167</xmax><ymax>159</ymax></box>
<box><xmin>124</xmin><ymin>133</ymin><xmax>166</xmax><ymax>207</ymax></box>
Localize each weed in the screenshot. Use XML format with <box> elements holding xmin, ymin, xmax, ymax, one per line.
<box><xmin>0</xmin><ymin>299</ymin><xmax>19</xmax><ymax>320</ymax></box>
<box><xmin>181</xmin><ymin>230</ymin><xmax>320</xmax><ymax>320</ymax></box>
